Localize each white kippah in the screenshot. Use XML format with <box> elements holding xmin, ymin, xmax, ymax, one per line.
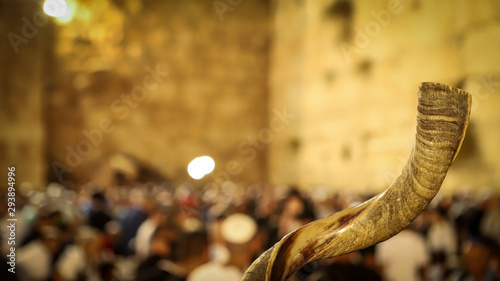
<box><xmin>221</xmin><ymin>213</ymin><xmax>257</xmax><ymax>244</ymax></box>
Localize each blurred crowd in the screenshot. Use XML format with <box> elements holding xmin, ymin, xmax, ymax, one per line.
<box><xmin>1</xmin><ymin>182</ymin><xmax>499</xmax><ymax>281</ymax></box>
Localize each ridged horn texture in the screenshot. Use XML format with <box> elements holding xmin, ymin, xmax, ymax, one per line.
<box><xmin>240</xmin><ymin>82</ymin><xmax>472</xmax><ymax>281</ymax></box>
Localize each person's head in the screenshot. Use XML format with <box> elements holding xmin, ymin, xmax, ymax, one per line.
<box><xmin>140</xmin><ymin>195</ymin><xmax>157</xmax><ymax>215</ymax></box>
<box><xmin>462</xmin><ymin>237</ymin><xmax>493</xmax><ymax>278</ymax></box>
<box><xmin>279</xmin><ymin>190</ymin><xmax>316</xmax><ymax>236</ymax></box>
<box><xmin>221</xmin><ymin>213</ymin><xmax>261</xmax><ymax>268</ymax></box>
<box><xmin>429</xmin><ymin>207</ymin><xmax>447</xmax><ymax>223</ymax></box>
<box><xmin>34</xmin><ymin>208</ymin><xmax>55</xmax><ymax>232</ymax></box>
<box><xmin>149</xmin><ymin>225</ymin><xmax>173</xmax><ymax>258</ymax></box>
<box><xmin>282</xmin><ymin>189</ymin><xmax>306</xmax><ymax>217</ymax></box>
<box><xmin>76</xmin><ymin>226</ymin><xmax>101</xmax><ymax>257</ymax></box>
<box><xmin>176</xmin><ymin>230</ymin><xmax>209</xmax><ymax>261</ymax></box>
<box><xmin>173</xmin><ymin>230</ymin><xmax>209</xmax><ymax>274</ymax></box>
<box><xmin>149</xmin><ymin>205</ymin><xmax>170</xmax><ymax>226</ymax></box>
<box><xmin>92</xmin><ymin>192</ymin><xmax>107</xmax><ymax>211</ymax></box>
<box><xmin>39</xmin><ymin>225</ymin><xmax>61</xmax><ymax>254</ymax></box>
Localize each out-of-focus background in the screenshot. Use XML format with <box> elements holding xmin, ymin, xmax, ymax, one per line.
<box><xmin>1</xmin><ymin>1</ymin><xmax>500</xmax><ymax>281</ymax></box>
<box><xmin>1</xmin><ymin>0</ymin><xmax>499</xmax><ymax>194</ymax></box>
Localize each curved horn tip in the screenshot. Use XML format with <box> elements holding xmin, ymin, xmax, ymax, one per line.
<box><xmin>419</xmin><ymin>82</ymin><xmax>471</xmax><ymax>98</ymax></box>
<box><xmin>241</xmin><ymin>82</ymin><xmax>472</xmax><ymax>281</ymax></box>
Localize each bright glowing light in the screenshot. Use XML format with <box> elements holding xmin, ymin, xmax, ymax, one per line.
<box><xmin>43</xmin><ymin>0</ymin><xmax>68</xmax><ymax>17</ymax></box>
<box><xmin>54</xmin><ymin>1</ymin><xmax>78</xmax><ymax>24</ymax></box>
<box><xmin>188</xmin><ymin>156</ymin><xmax>215</xmax><ymax>180</ymax></box>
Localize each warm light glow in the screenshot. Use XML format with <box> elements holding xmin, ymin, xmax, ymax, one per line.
<box><xmin>43</xmin><ymin>0</ymin><xmax>68</xmax><ymax>17</ymax></box>
<box><xmin>188</xmin><ymin>156</ymin><xmax>215</xmax><ymax>180</ymax></box>
<box><xmin>54</xmin><ymin>1</ymin><xmax>78</xmax><ymax>24</ymax></box>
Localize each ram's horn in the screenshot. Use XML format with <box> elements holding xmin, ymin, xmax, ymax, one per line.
<box><xmin>241</xmin><ymin>82</ymin><xmax>471</xmax><ymax>281</ymax></box>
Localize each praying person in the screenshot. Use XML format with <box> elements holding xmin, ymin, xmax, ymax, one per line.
<box><xmin>189</xmin><ymin>213</ymin><xmax>261</xmax><ymax>281</ymax></box>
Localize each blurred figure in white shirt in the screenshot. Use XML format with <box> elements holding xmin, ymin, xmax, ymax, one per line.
<box><xmin>376</xmin><ymin>224</ymin><xmax>430</xmax><ymax>281</ymax></box>
<box><xmin>134</xmin><ymin>204</ymin><xmax>169</xmax><ymax>260</ymax></box>
<box><xmin>56</xmin><ymin>226</ymin><xmax>102</xmax><ymax>281</ymax></box>
<box><xmin>17</xmin><ymin>225</ymin><xmax>61</xmax><ymax>281</ymax></box>
<box><xmin>428</xmin><ymin>207</ymin><xmax>457</xmax><ymax>258</ymax></box>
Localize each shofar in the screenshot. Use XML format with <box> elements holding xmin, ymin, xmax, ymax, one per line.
<box><xmin>241</xmin><ymin>82</ymin><xmax>472</xmax><ymax>281</ymax></box>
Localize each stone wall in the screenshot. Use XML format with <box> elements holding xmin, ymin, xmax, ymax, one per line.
<box><xmin>0</xmin><ymin>0</ymin><xmax>50</xmax><ymax>189</ymax></box>
<box><xmin>269</xmin><ymin>0</ymin><xmax>500</xmax><ymax>194</ymax></box>
<box><xmin>46</xmin><ymin>0</ymin><xmax>271</xmax><ymax>187</ymax></box>
<box><xmin>2</xmin><ymin>0</ymin><xmax>499</xmax><ymax>193</ymax></box>
<box><xmin>1</xmin><ymin>0</ymin><xmax>271</xmax><ymax>189</ymax></box>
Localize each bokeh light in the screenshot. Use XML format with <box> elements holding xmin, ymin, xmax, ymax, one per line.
<box><xmin>43</xmin><ymin>0</ymin><xmax>68</xmax><ymax>17</ymax></box>
<box><xmin>187</xmin><ymin>156</ymin><xmax>215</xmax><ymax>180</ymax></box>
